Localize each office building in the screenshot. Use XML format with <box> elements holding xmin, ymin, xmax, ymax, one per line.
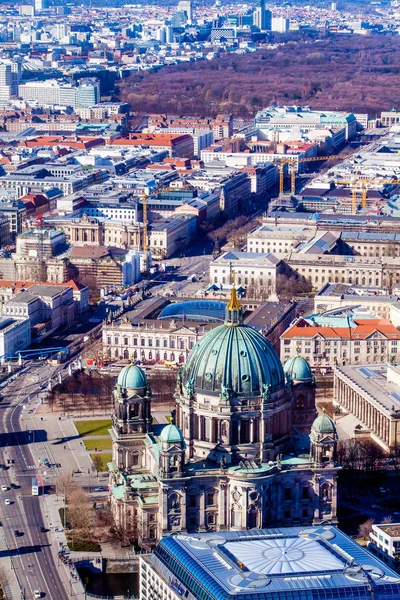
<box><xmin>35</xmin><ymin>0</ymin><xmax>49</xmax><ymax>12</ymax></box>
<box><xmin>18</xmin><ymin>5</ymin><xmax>34</xmax><ymax>16</ymax></box>
<box><xmin>369</xmin><ymin>523</ymin><xmax>400</xmax><ymax>571</ymax></box>
<box><xmin>271</xmin><ymin>16</ymin><xmax>289</xmax><ymax>32</ymax></box>
<box><xmin>141</xmin><ymin>527</ymin><xmax>400</xmax><ymax>600</ymax></box>
<box><xmin>177</xmin><ymin>0</ymin><xmax>192</xmax><ymax>23</ymax></box>
<box><xmin>76</xmin><ymin>79</ymin><xmax>100</xmax><ymax>107</ymax></box>
<box><xmin>18</xmin><ymin>80</ymin><xmax>61</xmax><ymax>107</ymax></box>
<box><xmin>0</xmin><ymin>63</ymin><xmax>12</xmax><ymax>100</ymax></box>
<box><xmin>333</xmin><ymin>362</ymin><xmax>400</xmax><ymax>451</ymax></box>
<box><xmin>253</xmin><ymin>0</ymin><xmax>271</xmax><ymax>30</ymax></box>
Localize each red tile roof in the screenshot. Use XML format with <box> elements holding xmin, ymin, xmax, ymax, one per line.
<box><xmin>282</xmin><ymin>318</ymin><xmax>400</xmax><ymax>340</ymax></box>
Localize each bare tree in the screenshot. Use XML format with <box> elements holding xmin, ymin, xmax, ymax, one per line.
<box><xmin>0</xmin><ymin>564</ymin><xmax>9</xmax><ymax>597</ymax></box>
<box><xmin>68</xmin><ymin>488</ymin><xmax>93</xmax><ymax>537</ymax></box>
<box><xmin>92</xmin><ymin>454</ymin><xmax>104</xmax><ymax>475</ymax></box>
<box><xmin>382</xmin><ymin>516</ymin><xmax>393</xmax><ymax>524</ymax></box>
<box><xmin>358</xmin><ymin>518</ymin><xmax>374</xmax><ymax>540</ymax></box>
<box><xmin>56</xmin><ymin>473</ymin><xmax>78</xmax><ymax>503</ymax></box>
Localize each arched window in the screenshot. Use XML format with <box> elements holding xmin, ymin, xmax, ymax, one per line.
<box><xmin>123</xmin><ymin>349</ymin><xmax>129</xmax><ymax>359</ymax></box>
<box><xmin>169</xmin><ymin>493</ymin><xmax>180</xmax><ymax>510</ymax></box>
<box><xmin>321</xmin><ymin>483</ymin><xmax>331</xmax><ymax>500</ymax></box>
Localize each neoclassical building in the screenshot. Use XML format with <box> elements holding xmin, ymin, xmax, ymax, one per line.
<box><xmin>109</xmin><ymin>290</ymin><xmax>338</xmax><ymax>549</ymax></box>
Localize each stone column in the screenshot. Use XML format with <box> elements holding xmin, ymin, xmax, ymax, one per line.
<box><xmin>250</xmin><ymin>419</ymin><xmax>254</xmax><ymax>444</ymax></box>
<box><xmin>199</xmin><ymin>489</ymin><xmax>205</xmax><ymax>530</ymax></box>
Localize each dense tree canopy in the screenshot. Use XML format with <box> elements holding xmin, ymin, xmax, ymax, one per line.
<box><xmin>119</xmin><ymin>34</ymin><xmax>400</xmax><ymax>118</ymax></box>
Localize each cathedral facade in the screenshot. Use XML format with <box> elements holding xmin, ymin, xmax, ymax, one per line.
<box><xmin>109</xmin><ymin>290</ymin><xmax>338</xmax><ymax>549</ymax></box>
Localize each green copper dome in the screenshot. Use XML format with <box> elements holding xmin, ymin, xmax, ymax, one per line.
<box><xmin>159</xmin><ymin>424</ymin><xmax>184</xmax><ymax>444</ymax></box>
<box><xmin>311</xmin><ymin>413</ymin><xmax>336</xmax><ymax>434</ymax></box>
<box><xmin>284</xmin><ymin>356</ymin><xmax>313</xmax><ymax>382</ymax></box>
<box><xmin>182</xmin><ymin>322</ymin><xmax>285</xmax><ymax>395</ymax></box>
<box><xmin>117</xmin><ymin>364</ymin><xmax>148</xmax><ymax>390</ymax></box>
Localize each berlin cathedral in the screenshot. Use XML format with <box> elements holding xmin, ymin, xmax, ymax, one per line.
<box><xmin>108</xmin><ymin>290</ymin><xmax>338</xmax><ymax>549</ymax></box>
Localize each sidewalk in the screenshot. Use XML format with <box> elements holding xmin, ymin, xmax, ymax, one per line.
<box><xmin>41</xmin><ymin>494</ymin><xmax>87</xmax><ymax>600</ymax></box>
<box><xmin>0</xmin><ymin>535</ymin><xmax>23</xmax><ymax>600</ymax></box>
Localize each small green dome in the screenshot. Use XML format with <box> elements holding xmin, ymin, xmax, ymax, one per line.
<box><xmin>284</xmin><ymin>356</ymin><xmax>313</xmax><ymax>382</ymax></box>
<box><xmin>159</xmin><ymin>424</ymin><xmax>184</xmax><ymax>444</ymax></box>
<box><xmin>311</xmin><ymin>413</ymin><xmax>336</xmax><ymax>434</ymax></box>
<box><xmin>117</xmin><ymin>364</ymin><xmax>148</xmax><ymax>390</ymax></box>
<box><xmin>182</xmin><ymin>322</ymin><xmax>285</xmax><ymax>395</ymax></box>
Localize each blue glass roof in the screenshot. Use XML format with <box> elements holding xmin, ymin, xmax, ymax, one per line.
<box><xmin>159</xmin><ymin>300</ymin><xmax>226</xmax><ymax>323</ymax></box>
<box><xmin>149</xmin><ymin>527</ymin><xmax>400</xmax><ymax>600</ymax></box>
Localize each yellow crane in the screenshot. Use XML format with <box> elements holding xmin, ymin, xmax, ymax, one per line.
<box><xmin>336</xmin><ymin>178</ymin><xmax>400</xmax><ymax>214</ymax></box>
<box><xmin>276</xmin><ymin>154</ymin><xmax>350</xmax><ymax>196</ymax></box>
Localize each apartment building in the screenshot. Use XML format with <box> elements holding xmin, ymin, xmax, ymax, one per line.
<box><xmin>281</xmin><ymin>314</ymin><xmax>400</xmax><ymax>369</ymax></box>
<box><xmin>334</xmin><ymin>362</ymin><xmax>400</xmax><ymax>451</ymax></box>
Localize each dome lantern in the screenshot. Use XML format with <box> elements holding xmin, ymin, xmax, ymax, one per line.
<box><xmin>181</xmin><ymin>291</ymin><xmax>285</xmax><ymax>396</ymax></box>
<box><xmin>225</xmin><ymin>287</ymin><xmax>243</xmax><ymax>325</ymax></box>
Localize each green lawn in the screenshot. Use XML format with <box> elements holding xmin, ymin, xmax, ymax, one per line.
<box><xmin>90</xmin><ymin>452</ymin><xmax>112</xmax><ymax>472</ymax></box>
<box><xmin>84</xmin><ymin>438</ymin><xmax>112</xmax><ymax>451</ymax></box>
<box><xmin>74</xmin><ymin>419</ymin><xmax>112</xmax><ymax>437</ymax></box>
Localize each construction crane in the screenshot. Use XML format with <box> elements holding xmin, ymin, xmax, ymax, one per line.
<box><xmin>337</xmin><ymin>177</ymin><xmax>400</xmax><ymax>214</ymax></box>
<box><xmin>276</xmin><ymin>154</ymin><xmax>350</xmax><ymax>196</ymax></box>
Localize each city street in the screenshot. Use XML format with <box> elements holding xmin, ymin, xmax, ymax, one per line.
<box><xmin>0</xmin><ymin>360</ymin><xmax>91</xmax><ymax>600</ymax></box>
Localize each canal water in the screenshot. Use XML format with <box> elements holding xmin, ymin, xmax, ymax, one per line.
<box><xmin>78</xmin><ymin>567</ymin><xmax>139</xmax><ymax>597</ymax></box>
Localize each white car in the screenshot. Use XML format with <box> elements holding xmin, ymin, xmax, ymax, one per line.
<box><xmin>33</xmin><ymin>591</ymin><xmax>41</xmax><ymax>599</ymax></box>
<box><xmin>1</xmin><ymin>485</ymin><xmax>7</xmax><ymax>491</ymax></box>
<box><xmin>4</xmin><ymin>499</ymin><xmax>10</xmax><ymax>505</ymax></box>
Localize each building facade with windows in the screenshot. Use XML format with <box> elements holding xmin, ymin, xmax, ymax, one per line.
<box><xmin>333</xmin><ymin>362</ymin><xmax>400</xmax><ymax>451</ymax></box>
<box><xmin>108</xmin><ymin>291</ymin><xmax>338</xmax><ymax>549</ymax></box>
<box><xmin>281</xmin><ymin>314</ymin><xmax>400</xmax><ymax>369</ymax></box>
<box><xmin>210</xmin><ymin>251</ymin><xmax>282</xmax><ymax>297</ymax></box>
<box><xmin>369</xmin><ymin>522</ymin><xmax>400</xmax><ymax>571</ymax></box>
<box><xmin>102</xmin><ymin>320</ymin><xmax>211</xmax><ymax>364</ymax></box>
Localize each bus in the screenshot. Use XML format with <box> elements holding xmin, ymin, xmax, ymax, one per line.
<box><xmin>32</xmin><ymin>477</ymin><xmax>39</xmax><ymax>496</ymax></box>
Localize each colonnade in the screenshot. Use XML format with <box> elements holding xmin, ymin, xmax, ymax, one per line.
<box><xmin>336</xmin><ymin>377</ymin><xmax>391</xmax><ymax>446</ymax></box>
